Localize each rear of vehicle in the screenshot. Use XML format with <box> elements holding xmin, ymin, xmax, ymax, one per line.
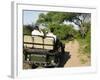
<box><xmin>23</xmin><ymin>35</ymin><xmax>60</xmax><ymax>68</ymax></box>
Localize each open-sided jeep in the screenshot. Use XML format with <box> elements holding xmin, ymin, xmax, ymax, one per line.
<box><xmin>23</xmin><ymin>34</ymin><xmax>67</xmax><ymax>68</ymax></box>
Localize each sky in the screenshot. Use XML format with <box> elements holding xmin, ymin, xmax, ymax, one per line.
<box><xmin>63</xmin><ymin>21</ymin><xmax>79</xmax><ymax>30</ymax></box>
<box><xmin>23</xmin><ymin>10</ymin><xmax>46</xmax><ymax>25</ymax></box>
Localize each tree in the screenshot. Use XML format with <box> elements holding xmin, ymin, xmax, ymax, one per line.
<box><xmin>64</xmin><ymin>13</ymin><xmax>91</xmax><ymax>38</ymax></box>
<box><xmin>36</xmin><ymin>12</ymin><xmax>91</xmax><ymax>38</ymax></box>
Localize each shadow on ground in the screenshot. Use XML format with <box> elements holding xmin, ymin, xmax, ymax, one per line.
<box><xmin>58</xmin><ymin>51</ymin><xmax>71</xmax><ymax>67</ymax></box>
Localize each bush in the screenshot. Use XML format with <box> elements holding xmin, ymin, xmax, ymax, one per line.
<box><xmin>48</xmin><ymin>23</ymin><xmax>76</xmax><ymax>41</ymax></box>
<box><xmin>77</xmin><ymin>22</ymin><xmax>91</xmax><ymax>57</ymax></box>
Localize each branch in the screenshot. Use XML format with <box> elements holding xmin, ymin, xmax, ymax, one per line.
<box><xmin>72</xmin><ymin>19</ymin><xmax>81</xmax><ymax>27</ymax></box>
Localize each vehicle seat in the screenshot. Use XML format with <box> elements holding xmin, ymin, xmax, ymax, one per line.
<box><xmin>24</xmin><ymin>35</ymin><xmax>34</xmax><ymax>48</ymax></box>
<box><xmin>24</xmin><ymin>35</ymin><xmax>55</xmax><ymax>50</ymax></box>
<box><xmin>44</xmin><ymin>37</ymin><xmax>54</xmax><ymax>50</ymax></box>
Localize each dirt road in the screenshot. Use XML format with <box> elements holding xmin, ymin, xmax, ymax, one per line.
<box><xmin>64</xmin><ymin>40</ymin><xmax>90</xmax><ymax>67</ymax></box>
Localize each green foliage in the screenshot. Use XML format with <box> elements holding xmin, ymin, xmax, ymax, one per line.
<box><xmin>36</xmin><ymin>12</ymin><xmax>90</xmax><ymax>38</ymax></box>
<box><xmin>37</xmin><ymin>12</ymin><xmax>77</xmax><ymax>24</ymax></box>
<box><xmin>84</xmin><ymin>29</ymin><xmax>91</xmax><ymax>55</ymax></box>
<box><xmin>48</xmin><ymin>23</ymin><xmax>77</xmax><ymax>41</ymax></box>
<box><xmin>77</xmin><ymin>22</ymin><xmax>91</xmax><ymax>57</ymax></box>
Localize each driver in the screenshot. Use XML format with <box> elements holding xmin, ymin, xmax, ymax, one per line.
<box><xmin>46</xmin><ymin>28</ymin><xmax>57</xmax><ymax>41</ymax></box>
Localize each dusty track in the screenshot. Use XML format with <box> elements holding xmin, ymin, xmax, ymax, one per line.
<box><xmin>64</xmin><ymin>40</ymin><xmax>90</xmax><ymax>67</ymax></box>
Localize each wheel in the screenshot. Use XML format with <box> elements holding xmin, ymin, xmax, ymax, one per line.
<box><xmin>32</xmin><ymin>63</ymin><xmax>38</xmax><ymax>69</ymax></box>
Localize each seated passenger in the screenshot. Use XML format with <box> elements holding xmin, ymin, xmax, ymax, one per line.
<box><xmin>46</xmin><ymin>28</ymin><xmax>65</xmax><ymax>52</ymax></box>
<box><xmin>31</xmin><ymin>26</ymin><xmax>44</xmax><ymax>49</ymax></box>
<box><xmin>46</xmin><ymin>28</ymin><xmax>57</xmax><ymax>41</ymax></box>
<box><xmin>31</xmin><ymin>26</ymin><xmax>44</xmax><ymax>36</ymax></box>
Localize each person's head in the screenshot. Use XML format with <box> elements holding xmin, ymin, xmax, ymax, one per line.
<box><xmin>50</xmin><ymin>28</ymin><xmax>54</xmax><ymax>33</ymax></box>
<box><xmin>34</xmin><ymin>26</ymin><xmax>40</xmax><ymax>31</ymax></box>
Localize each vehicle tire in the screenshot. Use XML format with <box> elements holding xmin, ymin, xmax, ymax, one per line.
<box><xmin>32</xmin><ymin>63</ymin><xmax>38</xmax><ymax>69</ymax></box>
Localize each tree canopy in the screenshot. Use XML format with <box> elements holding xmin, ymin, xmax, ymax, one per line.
<box><xmin>36</xmin><ymin>12</ymin><xmax>91</xmax><ymax>38</ymax></box>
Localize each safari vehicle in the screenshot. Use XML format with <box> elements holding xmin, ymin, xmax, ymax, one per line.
<box><xmin>23</xmin><ymin>34</ymin><xmax>65</xmax><ymax>68</ymax></box>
